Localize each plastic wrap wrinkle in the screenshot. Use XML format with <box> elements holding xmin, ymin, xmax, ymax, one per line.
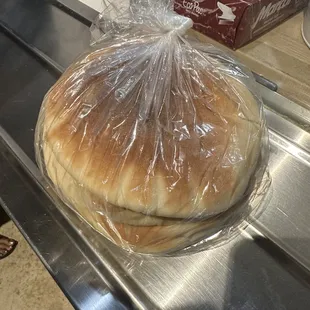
<box><xmin>35</xmin><ymin>0</ymin><xmax>270</xmax><ymax>255</ymax></box>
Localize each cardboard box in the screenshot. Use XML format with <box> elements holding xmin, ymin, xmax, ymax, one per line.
<box><xmin>174</xmin><ymin>0</ymin><xmax>308</xmax><ymax>48</ymax></box>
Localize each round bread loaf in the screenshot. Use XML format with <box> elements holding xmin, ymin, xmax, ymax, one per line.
<box><xmin>37</xmin><ymin>44</ymin><xmax>261</xmax><ymax>220</ymax></box>
<box><xmin>35</xmin><ymin>43</ymin><xmax>263</xmax><ymax>253</ymax></box>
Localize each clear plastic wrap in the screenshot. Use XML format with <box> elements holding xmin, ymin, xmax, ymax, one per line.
<box><xmin>35</xmin><ymin>0</ymin><xmax>270</xmax><ymax>255</ymax></box>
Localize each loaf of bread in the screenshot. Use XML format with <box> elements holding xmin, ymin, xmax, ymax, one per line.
<box><xmin>35</xmin><ymin>39</ymin><xmax>264</xmax><ymax>254</ymax></box>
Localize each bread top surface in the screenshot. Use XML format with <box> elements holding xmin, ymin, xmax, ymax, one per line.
<box><xmin>38</xmin><ymin>41</ymin><xmax>262</xmax><ymax>218</ymax></box>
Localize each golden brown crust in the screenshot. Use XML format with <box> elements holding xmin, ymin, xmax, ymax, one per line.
<box><xmin>39</xmin><ymin>44</ymin><xmax>261</xmax><ymax>219</ymax></box>
<box><xmin>44</xmin><ymin>142</ymin><xmax>236</xmax><ymax>254</ymax></box>
<box><xmin>45</xmin><ymin>141</ymin><xmax>238</xmax><ymax>253</ymax></box>
<box><xmin>43</xmin><ymin>142</ymin><xmax>187</xmax><ymax>226</ymax></box>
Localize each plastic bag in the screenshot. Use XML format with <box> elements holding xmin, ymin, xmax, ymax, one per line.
<box><xmin>35</xmin><ymin>0</ymin><xmax>270</xmax><ymax>255</ymax></box>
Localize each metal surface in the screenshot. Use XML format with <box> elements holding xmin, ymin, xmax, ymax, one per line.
<box><xmin>1</xmin><ymin>1</ymin><xmax>310</xmax><ymax>309</ymax></box>
<box><xmin>302</xmin><ymin>1</ymin><xmax>310</xmax><ymax>48</ymax></box>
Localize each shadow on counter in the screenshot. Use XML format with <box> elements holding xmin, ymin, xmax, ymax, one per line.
<box><xmin>172</xmin><ymin>236</ymin><xmax>310</xmax><ymax>310</ymax></box>
<box><xmin>224</xmin><ymin>237</ymin><xmax>310</xmax><ymax>310</ymax></box>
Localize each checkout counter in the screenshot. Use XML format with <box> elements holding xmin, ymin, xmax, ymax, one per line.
<box><xmin>1</xmin><ymin>1</ymin><xmax>310</xmax><ymax>309</ymax></box>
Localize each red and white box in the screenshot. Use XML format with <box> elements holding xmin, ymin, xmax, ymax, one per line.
<box><xmin>174</xmin><ymin>0</ymin><xmax>308</xmax><ymax>49</ymax></box>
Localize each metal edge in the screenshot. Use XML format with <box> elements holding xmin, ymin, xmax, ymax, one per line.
<box><xmin>0</xmin><ymin>19</ymin><xmax>65</xmax><ymax>75</ymax></box>
<box><xmin>259</xmin><ymin>84</ymin><xmax>310</xmax><ymax>132</ymax></box>
<box><xmin>252</xmin><ymin>72</ymin><xmax>278</xmax><ymax>91</ymax></box>
<box><xmin>52</xmin><ymin>0</ymin><xmax>97</xmax><ymax>27</ymax></box>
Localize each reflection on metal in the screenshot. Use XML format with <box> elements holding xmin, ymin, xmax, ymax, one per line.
<box><xmin>260</xmin><ymin>84</ymin><xmax>310</xmax><ymax>131</ymax></box>
<box><xmin>252</xmin><ymin>72</ymin><xmax>278</xmax><ymax>91</ymax></box>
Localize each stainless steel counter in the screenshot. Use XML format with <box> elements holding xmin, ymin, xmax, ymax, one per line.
<box><xmin>1</xmin><ymin>1</ymin><xmax>310</xmax><ymax>309</ymax></box>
